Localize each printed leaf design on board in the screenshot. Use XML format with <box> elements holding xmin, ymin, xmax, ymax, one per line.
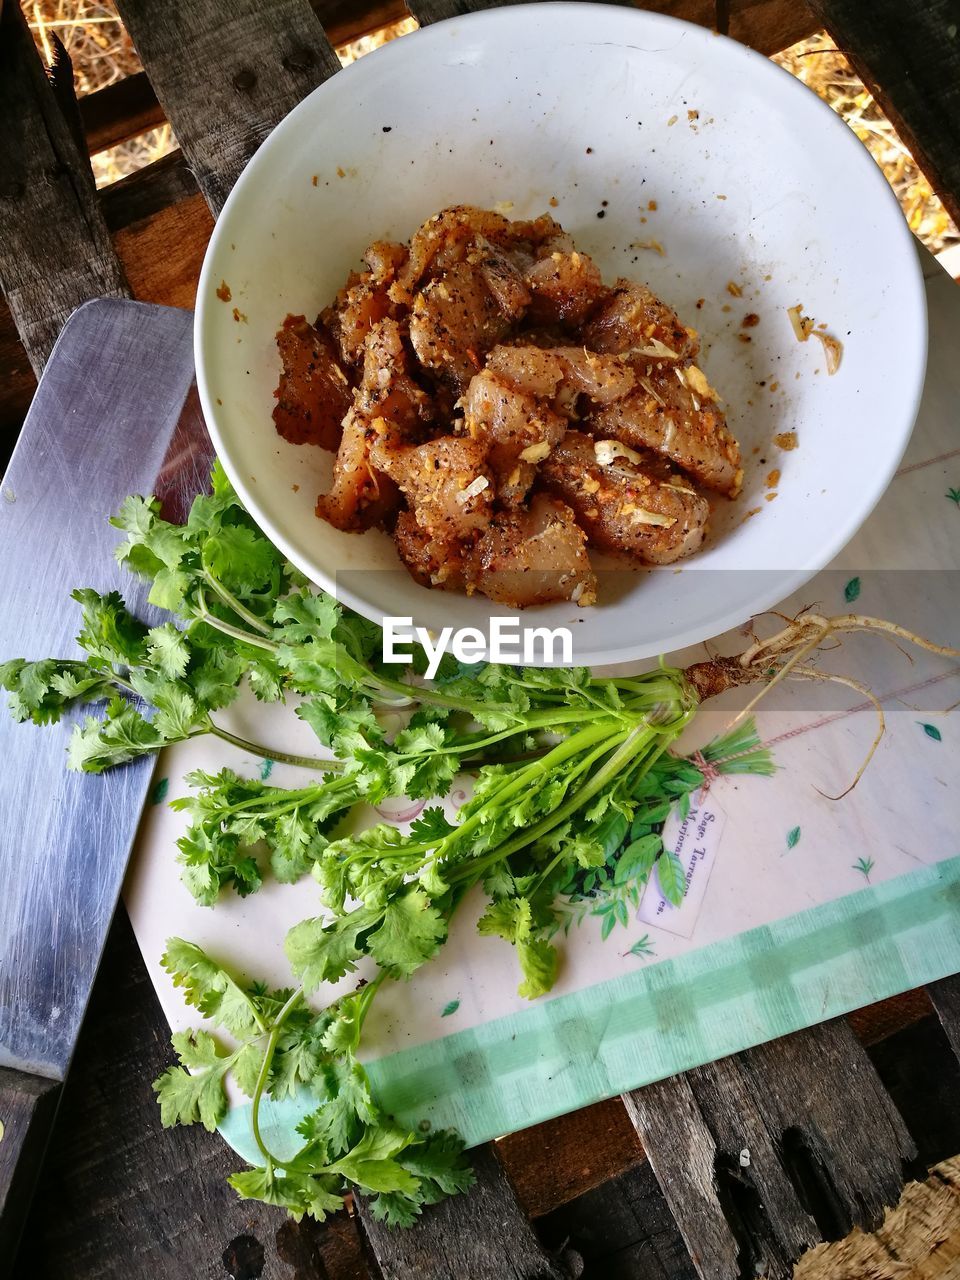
<box><xmin>656</xmin><ymin>851</ymin><xmax>686</xmax><ymax>906</ymax></box>
<box><xmin>843</xmin><ymin>576</ymin><xmax>861</xmax><ymax>604</ymax></box>
<box><xmin>786</xmin><ymin>826</ymin><xmax>801</xmax><ymax>850</ymax></box>
<box><xmin>626</xmin><ymin>934</ymin><xmax>655</xmax><ymax>958</ymax></box>
<box><xmin>441</xmin><ymin>1000</ymin><xmax>460</xmax><ymax>1018</ymax></box>
<box><xmin>150</xmin><ymin>776</ymin><xmax>169</xmax><ymax>805</ymax></box>
<box><xmin>947</xmin><ymin>487</ymin><xmax>960</xmax><ymax>506</ymax></box>
<box><xmin>918</xmin><ymin>722</ymin><xmax>942</xmax><ymax>742</ymax></box>
<box><xmin>260</xmin><ymin>758</ymin><xmax>274</xmax><ymax>781</ymax></box>
<box><xmin>853</xmin><ymin>856</ymin><xmax>875</xmax><ymax>881</ymax></box>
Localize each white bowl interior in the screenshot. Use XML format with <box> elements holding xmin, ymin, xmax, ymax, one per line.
<box><xmin>196</xmin><ymin>3</ymin><xmax>926</xmax><ymax>666</ymax></box>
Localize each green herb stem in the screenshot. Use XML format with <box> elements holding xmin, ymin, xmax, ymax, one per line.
<box><xmin>250</xmin><ymin>985</ymin><xmax>306</xmax><ymax>1168</ymax></box>
<box><xmin>207</xmin><ymin>720</ymin><xmax>344</xmax><ymax>772</ymax></box>
<box><xmin>201</xmin><ymin>568</ymin><xmax>274</xmax><ymax>637</ymax></box>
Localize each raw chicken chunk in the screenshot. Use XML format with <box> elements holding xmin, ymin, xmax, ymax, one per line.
<box><xmin>587</xmin><ymin>362</ymin><xmax>742</xmax><ymax>497</ymax></box>
<box><xmin>581</xmin><ymin>280</ymin><xmax>698</xmax><ymax>363</ymax></box>
<box><xmin>464</xmin><ymin>494</ymin><xmax>597</xmax><ymax>607</ymax></box>
<box><xmin>539</xmin><ymin>431</ymin><xmax>710</xmax><ymax>564</ymax></box>
<box><xmin>273</xmin><ymin>315</ymin><xmax>353</xmax><ymax>450</ymax></box>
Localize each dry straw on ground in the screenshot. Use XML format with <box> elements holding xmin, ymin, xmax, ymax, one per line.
<box><xmin>26</xmin><ymin>3</ymin><xmax>960</xmax><ymax>256</ymax></box>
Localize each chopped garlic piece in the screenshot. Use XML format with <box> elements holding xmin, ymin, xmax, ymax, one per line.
<box><xmin>638</xmin><ymin>376</ymin><xmax>666</xmax><ymax>407</ymax></box>
<box><xmin>685</xmin><ymin>365</ymin><xmax>719</xmax><ymax>402</ymax></box>
<box><xmin>595</xmin><ymin>439</ymin><xmax>646</xmax><ymax>467</ymax></box>
<box><xmin>519</xmin><ymin>440</ymin><xmax>553</xmax><ymax>463</ymax></box>
<box><xmin>630</xmin><ymin>508</ymin><xmax>677</xmax><ymax>528</ymax></box>
<box><xmin>456</xmin><ymin>475</ymin><xmax>490</xmax><ymax>504</ymax></box>
<box><xmin>787</xmin><ymin>304</ymin><xmax>815</xmax><ymax>342</ymax></box>
<box><xmin>813</xmin><ymin>330</ymin><xmax>843</xmax><ymax>375</ymax></box>
<box><xmin>632</xmin><ymin>338</ymin><xmax>678</xmax><ymax>360</ymax></box>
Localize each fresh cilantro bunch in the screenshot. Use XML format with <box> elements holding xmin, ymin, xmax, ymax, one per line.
<box><xmin>1</xmin><ymin>461</ymin><xmax>776</xmax><ymax>1229</ymax></box>
<box><xmin>154</xmin><ymin>939</ymin><xmax>473</xmax><ymax>1226</ymax></box>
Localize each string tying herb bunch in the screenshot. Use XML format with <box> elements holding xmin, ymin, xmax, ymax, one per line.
<box><xmin>2</xmin><ymin>463</ymin><xmax>955</xmax><ymax>1227</ymax></box>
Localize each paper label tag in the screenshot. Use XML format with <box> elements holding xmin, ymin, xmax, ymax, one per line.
<box><xmin>637</xmin><ymin>793</ymin><xmax>727</xmax><ymax>937</ymax></box>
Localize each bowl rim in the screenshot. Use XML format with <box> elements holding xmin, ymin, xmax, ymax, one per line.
<box><xmin>194</xmin><ymin>0</ymin><xmax>928</xmax><ymax>666</ymax></box>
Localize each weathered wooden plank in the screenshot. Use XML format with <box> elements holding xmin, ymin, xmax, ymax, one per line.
<box><xmin>794</xmin><ymin>1155</ymin><xmax>960</xmax><ymax>1280</ymax></box>
<box><xmin>356</xmin><ymin>1144</ymin><xmax>573</xmax><ymax>1279</ymax></box>
<box><xmin>807</xmin><ymin>0</ymin><xmax>960</xmax><ymax>227</ymax></box>
<box><xmin>0</xmin><ymin>0</ymin><xmax>129</xmax><ymax>374</ymax></box>
<box><xmin>406</xmin><ymin>0</ymin><xmax>817</xmax><ymax>55</ymax></box>
<box><xmin>538</xmin><ymin>1158</ymin><xmax>698</xmax><ymax>1280</ymax></box>
<box><xmin>622</xmin><ymin>1019</ymin><xmax>916</xmax><ymax>1280</ymax></box>
<box><xmin>77</xmin><ymin>0</ymin><xmax>411</xmax><ymax>158</ymax></box>
<box><xmin>497</xmin><ymin>1097</ymin><xmax>644</xmax><ymax>1219</ymax></box>
<box><xmin>80</xmin><ymin>72</ymin><xmax>168</xmax><ymax>156</ymax></box>
<box><xmin>0</xmin><ymin>1069</ymin><xmax>61</xmax><ymax>1269</ymax></box>
<box><xmin>927</xmin><ymin>973</ymin><xmax>960</xmax><ymax>1063</ymax></box>
<box><xmin>869</xmin><ymin>1013</ymin><xmax>960</xmax><ymax>1171</ymax></box>
<box><xmin>112</xmin><ymin>0</ymin><xmax>342</xmax><ymax>215</ymax></box>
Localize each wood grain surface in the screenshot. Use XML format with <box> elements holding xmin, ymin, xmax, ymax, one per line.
<box><xmin>0</xmin><ymin>2</ymin><xmax>129</xmax><ymax>374</ymax></box>
<box><xmin>356</xmin><ymin>1145</ymin><xmax>573</xmax><ymax>1280</ymax></box>
<box><xmin>622</xmin><ymin>1019</ymin><xmax>917</xmax><ymax>1280</ymax></box>
<box><xmin>808</xmin><ymin>0</ymin><xmax>960</xmax><ymax>227</ymax></box>
<box><xmin>113</xmin><ymin>0</ymin><xmax>342</xmax><ymax>213</ymax></box>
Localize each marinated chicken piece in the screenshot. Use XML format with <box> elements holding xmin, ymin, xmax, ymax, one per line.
<box><xmin>539</xmin><ymin>431</ymin><xmax>710</xmax><ymax>564</ymax></box>
<box><xmin>581</xmin><ymin>280</ymin><xmax>699</xmax><ymax>363</ymax></box>
<box><xmin>393</xmin><ymin>509</ymin><xmax>466</xmax><ymax>591</ymax></box>
<box><xmin>486</xmin><ymin>345</ymin><xmax>635</xmax><ymax>405</ymax></box>
<box><xmin>586</xmin><ymin>362</ymin><xmax>741</xmax><ymax>497</ymax></box>
<box><xmin>396</xmin><ymin>206</ymin><xmax>520</xmax><ymax>295</ymax></box>
<box><xmin>475</xmin><ymin>239</ymin><xmax>532</xmax><ymax>320</ymax></box>
<box><xmin>462</xmin><ymin>368</ymin><xmax>567</xmax><ymax>505</ymax></box>
<box><xmin>409</xmin><ymin>260</ymin><xmax>515</xmax><ymax>390</ymax></box>
<box><xmin>464</xmin><ymin>494</ymin><xmax>597</xmax><ymax>608</ymax></box>
<box><xmin>273</xmin><ymin>315</ymin><xmax>353</xmax><ymax>450</ymax></box>
<box><xmin>371</xmin><ymin>436</ymin><xmax>493</xmax><ymax>543</ymax></box>
<box><xmin>281</xmin><ymin>206</ymin><xmax>742</xmax><ymax>604</ymax></box>
<box><xmin>524</xmin><ymin>250</ymin><xmax>606</xmax><ymax>328</ymax></box>
<box><xmin>316</xmin><ymin>318</ymin><xmax>430</xmax><ymax>531</ymax></box>
<box><xmin>324</xmin><ymin>240</ymin><xmax>408</xmax><ymax>366</ymax></box>
<box><xmin>314</xmin><ymin>413</ymin><xmax>399</xmax><ymax>532</ymax></box>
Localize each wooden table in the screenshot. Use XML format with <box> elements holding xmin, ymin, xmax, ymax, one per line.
<box><xmin>2</xmin><ymin>2</ymin><xmax>959</xmax><ymax>1276</ymax></box>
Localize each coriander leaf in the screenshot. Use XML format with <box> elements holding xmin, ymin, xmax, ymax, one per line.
<box><xmin>145</xmin><ymin>623</ymin><xmax>191</xmax><ymax>679</ymax></box>
<box><xmin>365</xmin><ymin>887</ymin><xmax>446</xmax><ymax>978</ymax></box>
<box><xmin>161</xmin><ymin>938</ymin><xmax>264</xmax><ymax>1038</ymax></box>
<box><xmin>409</xmin><ymin>807</ymin><xmax>455</xmax><ymax>843</ymax></box>
<box><xmin>228</xmin><ymin>1166</ymin><xmax>310</xmax><ymax>1214</ymax></box>
<box><xmin>232</xmin><ymin>1042</ymin><xmax>265</xmax><ymax>1099</ymax></box>
<box><xmin>0</xmin><ymin>659</ymin><xmax>113</xmax><ymax>725</ymax></box>
<box><xmin>301</xmin><ymin>1059</ymin><xmax>378</xmax><ymax>1158</ymax></box>
<box><xmin>478</xmin><ymin>897</ymin><xmax>532</xmax><ymax>944</ymax></box>
<box><xmin>517</xmin><ymin>938</ymin><xmax>559</xmax><ymax>1000</ymax></box>
<box><xmin>399</xmin><ymin>1130</ymin><xmax>475</xmax><ymax>1198</ymax></box>
<box><xmin>285</xmin><ymin>909</ymin><xmax>380</xmax><ymax>993</ymax></box>
<box><xmin>203</xmin><ymin>526</ymin><xmax>280</xmax><ymax>594</ymax></box>
<box><xmin>273</xmin><ymin>590</ymin><xmax>340</xmax><ymax>642</ymax></box>
<box><xmin>72</xmin><ymin>588</ymin><xmax>148</xmax><ymax>668</ymax></box>
<box><xmin>67</xmin><ymin>700</ymin><xmax>164</xmax><ymax>772</ymax></box>
<box><xmin>153</xmin><ymin>1029</ymin><xmax>234</xmax><ymax>1131</ymax></box>
<box><xmin>331</xmin><ymin>1157</ymin><xmax>420</xmax><ymax>1196</ymax></box>
<box><xmin>368</xmin><ymin>1191</ymin><xmax>422</xmax><ymax>1228</ymax></box>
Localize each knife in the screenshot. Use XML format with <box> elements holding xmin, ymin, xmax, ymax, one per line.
<box><xmin>0</xmin><ymin>299</ymin><xmax>210</xmax><ymax>1269</ymax></box>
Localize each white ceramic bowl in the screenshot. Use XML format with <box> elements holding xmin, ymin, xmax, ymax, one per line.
<box><xmin>195</xmin><ymin>2</ymin><xmax>926</xmax><ymax>666</ymax></box>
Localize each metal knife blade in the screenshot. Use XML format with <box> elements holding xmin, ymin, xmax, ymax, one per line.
<box><xmin>0</xmin><ymin>299</ymin><xmax>207</xmax><ymax>1263</ymax></box>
